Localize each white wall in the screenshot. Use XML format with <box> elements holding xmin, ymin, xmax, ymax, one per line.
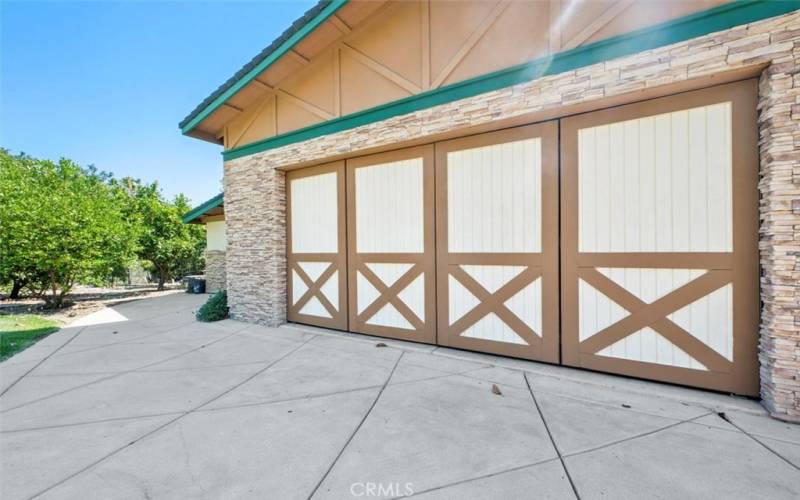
<box><xmin>207</xmin><ymin>220</ymin><xmax>227</xmax><ymax>251</ymax></box>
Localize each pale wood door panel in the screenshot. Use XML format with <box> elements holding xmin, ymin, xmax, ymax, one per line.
<box><xmin>287</xmin><ymin>161</ymin><xmax>348</xmax><ymax>330</ymax></box>
<box><xmin>436</xmin><ymin>122</ymin><xmax>560</xmax><ymax>362</ymax></box>
<box><xmin>346</xmin><ymin>145</ymin><xmax>437</xmax><ymax>343</ymax></box>
<box><xmin>560</xmin><ymin>79</ymin><xmax>759</xmax><ymax>396</ymax></box>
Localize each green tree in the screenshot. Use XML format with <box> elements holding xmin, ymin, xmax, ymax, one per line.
<box><xmin>0</xmin><ymin>152</ymin><xmax>42</xmax><ymax>298</ymax></box>
<box><xmin>0</xmin><ymin>151</ymin><xmax>138</xmax><ymax>307</ymax></box>
<box><xmin>123</xmin><ymin>181</ymin><xmax>205</xmax><ymax>290</ymax></box>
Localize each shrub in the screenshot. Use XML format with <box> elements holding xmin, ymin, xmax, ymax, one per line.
<box><xmin>196</xmin><ymin>290</ymin><xmax>229</xmax><ymax>322</ymax></box>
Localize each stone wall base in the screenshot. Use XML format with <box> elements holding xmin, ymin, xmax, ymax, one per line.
<box><xmin>205</xmin><ymin>250</ymin><xmax>226</xmax><ymax>293</ymax></box>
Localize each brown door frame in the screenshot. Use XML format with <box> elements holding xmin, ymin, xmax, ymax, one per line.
<box><xmin>286</xmin><ymin>161</ymin><xmax>349</xmax><ymax>330</ymax></box>
<box><xmin>435</xmin><ymin>122</ymin><xmax>560</xmax><ymax>362</ymax></box>
<box><xmin>346</xmin><ymin>145</ymin><xmax>437</xmax><ymax>344</ymax></box>
<box><xmin>559</xmin><ymin>79</ymin><xmax>759</xmax><ymax>395</ymax></box>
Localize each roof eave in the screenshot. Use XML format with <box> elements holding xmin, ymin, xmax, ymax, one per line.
<box><xmin>182</xmin><ymin>193</ymin><xmax>224</xmax><ymax>224</ymax></box>
<box><xmin>179</xmin><ymin>0</ymin><xmax>348</xmax><ymax>136</ymax></box>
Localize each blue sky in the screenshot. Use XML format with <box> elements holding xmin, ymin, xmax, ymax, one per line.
<box><xmin>1</xmin><ymin>0</ymin><xmax>316</xmax><ymax>206</ymax></box>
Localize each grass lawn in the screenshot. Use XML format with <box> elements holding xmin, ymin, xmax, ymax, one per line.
<box><xmin>0</xmin><ymin>314</ymin><xmax>60</xmax><ymax>361</ymax></box>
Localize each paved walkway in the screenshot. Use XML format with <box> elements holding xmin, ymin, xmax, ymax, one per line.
<box><xmin>1</xmin><ymin>294</ymin><xmax>798</xmax><ymax>499</ymax></box>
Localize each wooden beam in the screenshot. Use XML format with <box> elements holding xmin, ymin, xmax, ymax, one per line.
<box><xmin>286</xmin><ymin>49</ymin><xmax>311</xmax><ymax>66</ymax></box>
<box><xmin>548</xmin><ymin>0</ymin><xmax>562</xmax><ymax>54</ymax></box>
<box><xmin>222</xmin><ymin>102</ymin><xmax>243</xmax><ymax>113</ymax></box>
<box><xmin>252</xmin><ymin>78</ymin><xmax>273</xmax><ymax>90</ymax></box>
<box><xmin>421</xmin><ymin>0</ymin><xmax>431</xmax><ymax>90</ymax></box>
<box><xmin>229</xmin><ymin>94</ymin><xmax>274</xmax><ymax>148</ymax></box>
<box><xmin>277</xmin><ymin>89</ymin><xmax>335</xmax><ymax>120</ymax></box>
<box><xmin>431</xmin><ymin>0</ymin><xmax>510</xmax><ymax>89</ymax></box>
<box><xmin>340</xmin><ymin>43</ymin><xmax>421</xmax><ymax>94</ymax></box>
<box><xmin>333</xmin><ymin>47</ymin><xmax>341</xmax><ymax>116</ymax></box>
<box><xmin>562</xmin><ymin>0</ymin><xmax>635</xmax><ymax>51</ymax></box>
<box><xmin>272</xmin><ymin>94</ymin><xmax>278</xmax><ymax>134</ymax></box>
<box><xmin>329</xmin><ymin>14</ymin><xmax>352</xmax><ymax>34</ymax></box>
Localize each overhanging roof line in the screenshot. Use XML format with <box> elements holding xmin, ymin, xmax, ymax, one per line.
<box><xmin>182</xmin><ymin>193</ymin><xmax>224</xmax><ymax>224</ymax></box>
<box><xmin>179</xmin><ymin>0</ymin><xmax>348</xmax><ymax>135</ymax></box>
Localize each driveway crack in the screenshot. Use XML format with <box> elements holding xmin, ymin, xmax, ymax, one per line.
<box><xmin>306</xmin><ymin>351</ymin><xmax>404</xmax><ymax>500</ymax></box>
<box><xmin>716</xmin><ymin>412</ymin><xmax>800</xmax><ymax>472</ymax></box>
<box><xmin>524</xmin><ymin>372</ymin><xmax>581</xmax><ymax>500</ymax></box>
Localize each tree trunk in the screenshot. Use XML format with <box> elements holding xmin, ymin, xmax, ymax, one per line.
<box><xmin>9</xmin><ymin>280</ymin><xmax>24</xmax><ymax>300</ymax></box>
<box><xmin>157</xmin><ymin>274</ymin><xmax>166</xmax><ymax>291</ymax></box>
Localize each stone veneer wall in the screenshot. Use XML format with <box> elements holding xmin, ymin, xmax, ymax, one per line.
<box><xmin>224</xmin><ymin>159</ymin><xmax>286</xmax><ymax>326</ymax></box>
<box><xmin>205</xmin><ymin>250</ymin><xmax>227</xmax><ymax>293</ymax></box>
<box><xmin>224</xmin><ymin>10</ymin><xmax>800</xmax><ymax>420</ymax></box>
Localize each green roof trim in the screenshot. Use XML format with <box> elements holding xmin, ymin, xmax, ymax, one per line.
<box><xmin>222</xmin><ymin>0</ymin><xmax>797</xmax><ymax>162</ymax></box>
<box><xmin>182</xmin><ymin>193</ymin><xmax>224</xmax><ymax>224</ymax></box>
<box><xmin>180</xmin><ymin>0</ymin><xmax>348</xmax><ymax>135</ymax></box>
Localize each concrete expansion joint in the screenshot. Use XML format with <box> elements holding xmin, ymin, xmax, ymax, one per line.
<box><xmin>0</xmin><ymin>323</ymin><xmax>251</xmax><ymax>415</ymax></box>
<box><xmin>307</xmin><ymin>351</ymin><xmax>405</xmax><ymax>500</ymax></box>
<box><xmin>0</xmin><ymin>325</ymin><xmax>88</xmax><ymax>398</ymax></box>
<box><xmin>26</xmin><ymin>333</ymin><xmax>316</xmax><ymax>499</ymax></box>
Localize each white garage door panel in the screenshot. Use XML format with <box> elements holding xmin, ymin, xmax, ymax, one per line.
<box><xmin>291</xmin><ymin>172</ymin><xmax>339</xmax><ymax>254</ymax></box>
<box><xmin>563</xmin><ymin>80</ymin><xmax>759</xmax><ymax>396</ymax></box>
<box><xmin>287</xmin><ymin>162</ymin><xmax>347</xmax><ymax>330</ymax></box>
<box><xmin>437</xmin><ymin>122</ymin><xmax>559</xmax><ymax>362</ymax></box>
<box><xmin>444</xmin><ymin>137</ymin><xmax>544</xmax><ymax>345</ymax></box>
<box><xmin>448</xmin><ymin>138</ymin><xmax>542</xmax><ymax>253</ymax></box>
<box><xmin>348</xmin><ymin>145</ymin><xmax>436</xmax><ymax>343</ymax></box>
<box><xmin>355</xmin><ymin>158</ymin><xmax>424</xmax><ymax>254</ymax></box>
<box><xmin>575</xmin><ymin>102</ymin><xmax>736</xmax><ymax>372</ymax></box>
<box><xmin>578</xmin><ymin>102</ymin><xmax>732</xmax><ymax>253</ymax></box>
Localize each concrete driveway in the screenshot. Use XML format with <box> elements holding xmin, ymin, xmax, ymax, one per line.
<box><xmin>1</xmin><ymin>294</ymin><xmax>798</xmax><ymax>499</ymax></box>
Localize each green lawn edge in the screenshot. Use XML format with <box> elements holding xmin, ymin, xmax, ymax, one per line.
<box><xmin>0</xmin><ymin>314</ymin><xmax>61</xmax><ymax>361</ymax></box>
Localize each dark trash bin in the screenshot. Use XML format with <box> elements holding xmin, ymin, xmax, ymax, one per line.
<box><xmin>186</xmin><ymin>276</ymin><xmax>206</xmax><ymax>294</ymax></box>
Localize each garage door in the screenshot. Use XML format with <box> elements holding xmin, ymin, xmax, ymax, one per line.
<box><xmin>286</xmin><ymin>161</ymin><xmax>348</xmax><ymax>330</ymax></box>
<box><xmin>285</xmin><ymin>80</ymin><xmax>759</xmax><ymax>394</ymax></box>
<box><xmin>560</xmin><ymin>81</ymin><xmax>759</xmax><ymax>395</ymax></box>
<box><xmin>435</xmin><ymin>123</ymin><xmax>560</xmax><ymax>362</ymax></box>
<box><xmin>346</xmin><ymin>146</ymin><xmax>437</xmax><ymax>344</ymax></box>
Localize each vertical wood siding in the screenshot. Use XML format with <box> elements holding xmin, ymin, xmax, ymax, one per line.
<box><xmin>578</xmin><ymin>102</ymin><xmax>732</xmax><ymax>253</ymax></box>
<box><xmin>447</xmin><ymin>138</ymin><xmax>541</xmax><ymax>253</ymax></box>
<box><xmin>291</xmin><ymin>172</ymin><xmax>339</xmax><ymax>253</ymax></box>
<box><xmin>355</xmin><ymin>158</ymin><xmax>424</xmax><ymax>253</ymax></box>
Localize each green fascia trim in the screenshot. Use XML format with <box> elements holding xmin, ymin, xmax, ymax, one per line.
<box><xmin>223</xmin><ymin>0</ymin><xmax>797</xmax><ymax>162</ymax></box>
<box><xmin>181</xmin><ymin>0</ymin><xmax>348</xmax><ymax>135</ymax></box>
<box><xmin>182</xmin><ymin>193</ymin><xmax>224</xmax><ymax>224</ymax></box>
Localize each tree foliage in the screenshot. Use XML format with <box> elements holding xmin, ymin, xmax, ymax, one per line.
<box><xmin>0</xmin><ymin>150</ymin><xmax>206</xmax><ymax>305</ymax></box>
<box><xmin>0</xmin><ymin>150</ymin><xmax>138</xmax><ymax>306</ymax></box>
<box><xmin>116</xmin><ymin>179</ymin><xmax>205</xmax><ymax>290</ymax></box>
